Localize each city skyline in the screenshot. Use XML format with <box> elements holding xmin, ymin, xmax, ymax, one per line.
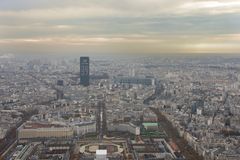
<box><xmin>1</xmin><ymin>56</ymin><xmax>240</xmax><ymax>159</ymax></box>
<box><xmin>0</xmin><ymin>0</ymin><xmax>240</xmax><ymax>56</ymax></box>
<box><xmin>1</xmin><ymin>1</ymin><xmax>240</xmax><ymax>159</ymax></box>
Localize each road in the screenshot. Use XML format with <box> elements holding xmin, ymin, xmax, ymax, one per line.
<box><xmin>0</xmin><ymin>109</ymin><xmax>38</xmax><ymax>158</ymax></box>
<box><xmin>150</xmin><ymin>107</ymin><xmax>204</xmax><ymax>160</ymax></box>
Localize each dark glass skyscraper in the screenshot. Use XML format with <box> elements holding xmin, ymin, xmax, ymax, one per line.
<box><xmin>80</xmin><ymin>57</ymin><xmax>90</xmax><ymax>86</ymax></box>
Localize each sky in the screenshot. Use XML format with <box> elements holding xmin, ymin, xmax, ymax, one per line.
<box><xmin>0</xmin><ymin>0</ymin><xmax>240</xmax><ymax>56</ymax></box>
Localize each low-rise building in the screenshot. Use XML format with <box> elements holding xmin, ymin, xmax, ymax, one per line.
<box><xmin>17</xmin><ymin>121</ymin><xmax>74</xmax><ymax>142</ymax></box>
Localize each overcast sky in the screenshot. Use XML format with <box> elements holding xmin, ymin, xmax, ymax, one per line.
<box><xmin>0</xmin><ymin>0</ymin><xmax>240</xmax><ymax>56</ymax></box>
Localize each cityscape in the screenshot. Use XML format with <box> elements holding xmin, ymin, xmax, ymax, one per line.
<box><xmin>1</xmin><ymin>0</ymin><xmax>240</xmax><ymax>160</ymax></box>
<box><xmin>0</xmin><ymin>55</ymin><xmax>239</xmax><ymax>160</ymax></box>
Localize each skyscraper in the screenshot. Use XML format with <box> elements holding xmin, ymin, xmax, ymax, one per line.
<box><xmin>56</xmin><ymin>89</ymin><xmax>64</xmax><ymax>100</ymax></box>
<box><xmin>80</xmin><ymin>57</ymin><xmax>90</xmax><ymax>86</ymax></box>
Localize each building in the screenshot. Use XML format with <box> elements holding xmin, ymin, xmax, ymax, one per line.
<box><xmin>74</xmin><ymin>122</ymin><xmax>96</xmax><ymax>136</ymax></box>
<box><xmin>80</xmin><ymin>57</ymin><xmax>90</xmax><ymax>86</ymax></box>
<box><xmin>57</xmin><ymin>79</ymin><xmax>64</xmax><ymax>86</ymax></box>
<box><xmin>108</xmin><ymin>123</ymin><xmax>140</xmax><ymax>135</ymax></box>
<box><xmin>191</xmin><ymin>99</ymin><xmax>204</xmax><ymax>114</ymax></box>
<box><xmin>13</xmin><ymin>143</ymin><xmax>36</xmax><ymax>160</ymax></box>
<box><xmin>95</xmin><ymin>150</ymin><xmax>107</xmax><ymax>160</ymax></box>
<box><xmin>113</xmin><ymin>76</ymin><xmax>155</xmax><ymax>86</ymax></box>
<box><xmin>17</xmin><ymin>122</ymin><xmax>74</xmax><ymax>142</ymax></box>
<box><xmin>56</xmin><ymin>89</ymin><xmax>64</xmax><ymax>100</ymax></box>
<box><xmin>142</xmin><ymin>122</ymin><xmax>159</xmax><ymax>131</ymax></box>
<box><xmin>143</xmin><ymin>108</ymin><xmax>158</xmax><ymax>122</ymax></box>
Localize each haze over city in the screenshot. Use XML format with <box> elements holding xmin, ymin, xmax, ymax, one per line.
<box><xmin>0</xmin><ymin>1</ymin><xmax>240</xmax><ymax>160</ymax></box>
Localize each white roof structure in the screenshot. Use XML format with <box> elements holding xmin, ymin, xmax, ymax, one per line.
<box><xmin>96</xmin><ymin>149</ymin><xmax>107</xmax><ymax>155</ymax></box>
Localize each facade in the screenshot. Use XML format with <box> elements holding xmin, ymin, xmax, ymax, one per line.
<box><xmin>108</xmin><ymin>123</ymin><xmax>140</xmax><ymax>135</ymax></box>
<box><xmin>80</xmin><ymin>57</ymin><xmax>90</xmax><ymax>86</ymax></box>
<box><xmin>74</xmin><ymin>123</ymin><xmax>96</xmax><ymax>135</ymax></box>
<box><xmin>17</xmin><ymin>122</ymin><xmax>74</xmax><ymax>141</ymax></box>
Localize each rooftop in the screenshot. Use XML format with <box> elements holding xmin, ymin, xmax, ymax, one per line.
<box><xmin>142</xmin><ymin>123</ymin><xmax>158</xmax><ymax>127</ymax></box>
<box><xmin>96</xmin><ymin>150</ymin><xmax>107</xmax><ymax>155</ymax></box>
<box><xmin>22</xmin><ymin>122</ymin><xmax>65</xmax><ymax>129</ymax></box>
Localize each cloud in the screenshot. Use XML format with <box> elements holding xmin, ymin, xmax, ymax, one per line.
<box><xmin>0</xmin><ymin>33</ymin><xmax>239</xmax><ymax>54</ymax></box>
<box><xmin>0</xmin><ymin>7</ymin><xmax>119</xmax><ymax>20</ymax></box>
<box><xmin>0</xmin><ymin>0</ymin><xmax>240</xmax><ymax>54</ymax></box>
<box><xmin>0</xmin><ymin>36</ymin><xmax>160</xmax><ymax>45</ymax></box>
<box><xmin>180</xmin><ymin>1</ymin><xmax>240</xmax><ymax>15</ymax></box>
<box><xmin>1</xmin><ymin>0</ymin><xmax>240</xmax><ymax>21</ymax></box>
